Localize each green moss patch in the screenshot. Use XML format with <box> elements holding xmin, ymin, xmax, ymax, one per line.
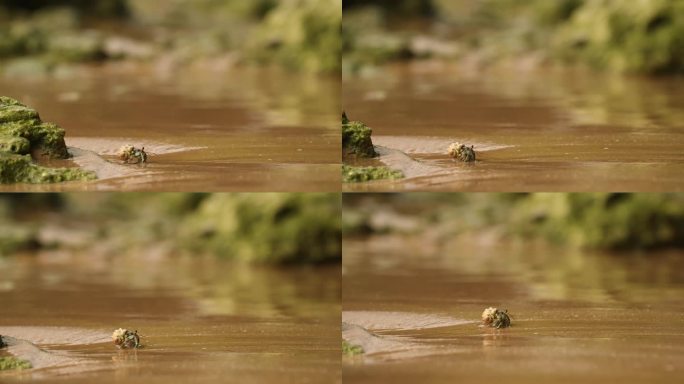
<box><xmin>342</xmin><ymin>340</ymin><xmax>364</xmax><ymax>356</ymax></box>
<box><xmin>179</xmin><ymin>193</ymin><xmax>341</xmax><ymax>264</ymax></box>
<box><xmin>0</xmin><ymin>152</ymin><xmax>95</xmax><ymax>184</ymax></box>
<box><xmin>0</xmin><ymin>97</ymin><xmax>96</xmax><ymax>184</ymax></box>
<box><xmin>0</xmin><ymin>356</ymin><xmax>31</xmax><ymax>371</ymax></box>
<box><xmin>342</xmin><ymin>164</ymin><xmax>403</xmax><ymax>183</ymax></box>
<box><xmin>342</xmin><ymin>112</ymin><xmax>376</xmax><ymax>158</ymax></box>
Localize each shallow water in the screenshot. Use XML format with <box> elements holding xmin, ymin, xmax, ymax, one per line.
<box><xmin>342</xmin><ymin>232</ymin><xmax>684</xmax><ymax>383</ymax></box>
<box><xmin>0</xmin><ymin>64</ymin><xmax>340</xmax><ymax>191</ymax></box>
<box><xmin>343</xmin><ymin>63</ymin><xmax>684</xmax><ymax>191</ymax></box>
<box><xmin>0</xmin><ymin>253</ymin><xmax>340</xmax><ymax>383</ymax></box>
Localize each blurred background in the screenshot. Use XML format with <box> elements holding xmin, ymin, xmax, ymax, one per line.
<box><xmin>0</xmin><ymin>193</ymin><xmax>341</xmax><ymax>263</ymax></box>
<box><xmin>342</xmin><ymin>193</ymin><xmax>684</xmax><ymax>382</ymax></box>
<box><xmin>1</xmin><ymin>0</ymin><xmax>340</xmax><ymax>74</ymax></box>
<box><xmin>0</xmin><ymin>0</ymin><xmax>342</xmax><ymax>192</ymax></box>
<box><xmin>342</xmin><ymin>0</ymin><xmax>684</xmax><ymax>192</ymax></box>
<box><xmin>0</xmin><ymin>193</ymin><xmax>341</xmax><ymax>381</ymax></box>
<box><xmin>343</xmin><ymin>0</ymin><xmax>684</xmax><ymax>74</ymax></box>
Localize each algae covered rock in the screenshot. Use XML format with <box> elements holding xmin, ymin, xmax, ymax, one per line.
<box><xmin>0</xmin><ymin>96</ymin><xmax>96</xmax><ymax>184</ymax></box>
<box><xmin>342</xmin><ymin>112</ymin><xmax>376</xmax><ymax>158</ymax></box>
<box><xmin>342</xmin><ymin>164</ymin><xmax>403</xmax><ymax>183</ymax></box>
<box><xmin>179</xmin><ymin>193</ymin><xmax>341</xmax><ymax>264</ymax></box>
<box><xmin>0</xmin><ymin>96</ymin><xmax>68</xmax><ymax>158</ymax></box>
<box><xmin>0</xmin><ymin>152</ymin><xmax>95</xmax><ymax>184</ymax></box>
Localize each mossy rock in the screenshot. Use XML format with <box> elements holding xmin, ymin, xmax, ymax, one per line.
<box><xmin>179</xmin><ymin>193</ymin><xmax>341</xmax><ymax>264</ymax></box>
<box><xmin>0</xmin><ymin>152</ymin><xmax>96</xmax><ymax>184</ymax></box>
<box><xmin>342</xmin><ymin>164</ymin><xmax>403</xmax><ymax>183</ymax></box>
<box><xmin>0</xmin><ymin>96</ymin><xmax>69</xmax><ymax>158</ymax></box>
<box><xmin>0</xmin><ymin>96</ymin><xmax>92</xmax><ymax>184</ymax></box>
<box><xmin>0</xmin><ymin>134</ymin><xmax>30</xmax><ymax>154</ymax></box>
<box><xmin>342</xmin><ymin>112</ymin><xmax>376</xmax><ymax>158</ymax></box>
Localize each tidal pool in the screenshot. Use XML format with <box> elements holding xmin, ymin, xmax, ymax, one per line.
<box><xmin>343</xmin><ymin>63</ymin><xmax>684</xmax><ymax>191</ymax></box>
<box><xmin>342</xmin><ymin>232</ymin><xmax>684</xmax><ymax>383</ymax></box>
<box><xmin>0</xmin><ymin>252</ymin><xmax>341</xmax><ymax>383</ymax></box>
<box><xmin>0</xmin><ymin>64</ymin><xmax>340</xmax><ymax>191</ymax></box>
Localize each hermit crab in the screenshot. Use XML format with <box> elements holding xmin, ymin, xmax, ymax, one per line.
<box><xmin>481</xmin><ymin>307</ymin><xmax>511</xmax><ymax>329</ymax></box>
<box><xmin>112</xmin><ymin>328</ymin><xmax>141</xmax><ymax>349</ymax></box>
<box><xmin>117</xmin><ymin>145</ymin><xmax>147</xmax><ymax>164</ymax></box>
<box><xmin>448</xmin><ymin>142</ymin><xmax>476</xmax><ymax>162</ymax></box>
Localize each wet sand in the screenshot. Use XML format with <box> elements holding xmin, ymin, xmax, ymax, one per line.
<box><xmin>0</xmin><ymin>64</ymin><xmax>340</xmax><ymax>191</ymax></box>
<box><xmin>342</xmin><ymin>231</ymin><xmax>684</xmax><ymax>383</ymax></box>
<box><xmin>343</xmin><ymin>63</ymin><xmax>684</xmax><ymax>191</ymax></box>
<box><xmin>0</xmin><ymin>253</ymin><xmax>341</xmax><ymax>383</ymax></box>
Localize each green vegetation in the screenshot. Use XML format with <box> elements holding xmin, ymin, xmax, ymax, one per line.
<box><xmin>0</xmin><ymin>193</ymin><xmax>341</xmax><ymax>265</ymax></box>
<box><xmin>343</xmin><ymin>0</ymin><xmax>684</xmax><ymax>74</ymax></box>
<box><xmin>342</xmin><ymin>340</ymin><xmax>364</xmax><ymax>356</ymax></box>
<box><xmin>342</xmin><ymin>164</ymin><xmax>403</xmax><ymax>183</ymax></box>
<box><xmin>552</xmin><ymin>0</ymin><xmax>684</xmax><ymax>73</ymax></box>
<box><xmin>342</xmin><ymin>113</ymin><xmax>406</xmax><ymax>183</ymax></box>
<box><xmin>0</xmin><ymin>0</ymin><xmax>340</xmax><ymax>74</ymax></box>
<box><xmin>179</xmin><ymin>194</ymin><xmax>341</xmax><ymax>264</ymax></box>
<box><xmin>342</xmin><ymin>113</ymin><xmax>376</xmax><ymax>158</ymax></box>
<box><xmin>509</xmin><ymin>193</ymin><xmax>684</xmax><ymax>250</ymax></box>
<box><xmin>248</xmin><ymin>0</ymin><xmax>341</xmax><ymax>73</ymax></box>
<box><xmin>344</xmin><ymin>193</ymin><xmax>684</xmax><ymax>250</ymax></box>
<box><xmin>0</xmin><ymin>356</ymin><xmax>31</xmax><ymax>371</ymax></box>
<box><xmin>0</xmin><ymin>97</ymin><xmax>96</xmax><ymax>184</ymax></box>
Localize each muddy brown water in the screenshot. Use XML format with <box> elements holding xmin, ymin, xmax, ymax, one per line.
<box><xmin>0</xmin><ymin>64</ymin><xmax>340</xmax><ymax>191</ymax></box>
<box><xmin>343</xmin><ymin>63</ymin><xmax>684</xmax><ymax>191</ymax></box>
<box><xmin>0</xmin><ymin>253</ymin><xmax>341</xmax><ymax>383</ymax></box>
<box><xmin>342</xmin><ymin>233</ymin><xmax>684</xmax><ymax>383</ymax></box>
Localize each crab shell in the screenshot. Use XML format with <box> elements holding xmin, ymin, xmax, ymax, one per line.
<box><xmin>481</xmin><ymin>307</ymin><xmax>498</xmax><ymax>325</ymax></box>
<box><xmin>117</xmin><ymin>145</ymin><xmax>135</xmax><ymax>160</ymax></box>
<box><xmin>447</xmin><ymin>142</ymin><xmax>476</xmax><ymax>162</ymax></box>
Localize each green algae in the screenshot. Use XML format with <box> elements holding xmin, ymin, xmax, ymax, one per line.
<box><xmin>0</xmin><ymin>96</ymin><xmax>96</xmax><ymax>184</ymax></box>
<box><xmin>0</xmin><ymin>134</ymin><xmax>30</xmax><ymax>155</ymax></box>
<box><xmin>342</xmin><ymin>112</ymin><xmax>376</xmax><ymax>158</ymax></box>
<box><xmin>342</xmin><ymin>340</ymin><xmax>364</xmax><ymax>356</ymax></box>
<box><xmin>0</xmin><ymin>152</ymin><xmax>95</xmax><ymax>184</ymax></box>
<box><xmin>0</xmin><ymin>96</ymin><xmax>69</xmax><ymax>158</ymax></box>
<box><xmin>342</xmin><ymin>164</ymin><xmax>403</xmax><ymax>183</ymax></box>
<box><xmin>0</xmin><ymin>356</ymin><xmax>31</xmax><ymax>371</ymax></box>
